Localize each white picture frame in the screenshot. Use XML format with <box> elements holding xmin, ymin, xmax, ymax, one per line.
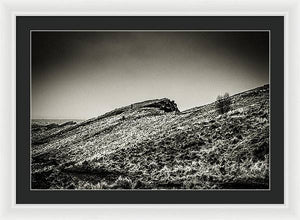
<box><xmin>0</xmin><ymin>0</ymin><xmax>298</xmax><ymax>219</ymax></box>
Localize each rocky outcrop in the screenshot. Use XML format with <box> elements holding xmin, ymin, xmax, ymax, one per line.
<box><xmin>143</xmin><ymin>98</ymin><xmax>179</xmax><ymax>113</ymax></box>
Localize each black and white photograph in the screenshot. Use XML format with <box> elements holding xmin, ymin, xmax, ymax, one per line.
<box><xmin>31</xmin><ymin>31</ymin><xmax>270</xmax><ymax>190</ymax></box>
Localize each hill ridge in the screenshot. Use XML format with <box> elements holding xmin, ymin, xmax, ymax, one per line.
<box><xmin>31</xmin><ymin>84</ymin><xmax>270</xmax><ymax>190</ymax></box>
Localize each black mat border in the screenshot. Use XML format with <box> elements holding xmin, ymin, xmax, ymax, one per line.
<box><xmin>16</xmin><ymin>16</ymin><xmax>284</xmax><ymax>204</ymax></box>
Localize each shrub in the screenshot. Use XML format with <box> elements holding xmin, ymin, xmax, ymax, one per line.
<box><xmin>216</xmin><ymin>92</ymin><xmax>232</xmax><ymax>114</ymax></box>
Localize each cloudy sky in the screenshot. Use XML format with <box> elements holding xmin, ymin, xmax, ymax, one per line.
<box><xmin>32</xmin><ymin>31</ymin><xmax>269</xmax><ymax>119</ymax></box>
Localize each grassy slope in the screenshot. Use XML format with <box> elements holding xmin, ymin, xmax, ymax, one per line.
<box><xmin>31</xmin><ymin>84</ymin><xmax>269</xmax><ymax>189</ymax></box>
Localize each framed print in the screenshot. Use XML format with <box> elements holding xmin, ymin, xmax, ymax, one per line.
<box><xmin>16</xmin><ymin>16</ymin><xmax>284</xmax><ymax>204</ymax></box>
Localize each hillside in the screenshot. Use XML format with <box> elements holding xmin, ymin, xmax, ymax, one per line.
<box><xmin>31</xmin><ymin>84</ymin><xmax>270</xmax><ymax>190</ymax></box>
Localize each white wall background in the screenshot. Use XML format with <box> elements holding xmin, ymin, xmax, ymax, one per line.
<box><xmin>0</xmin><ymin>0</ymin><xmax>299</xmax><ymax>219</ymax></box>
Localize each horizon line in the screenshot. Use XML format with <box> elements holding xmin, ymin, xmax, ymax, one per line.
<box><xmin>32</xmin><ymin>83</ymin><xmax>269</xmax><ymax>120</ymax></box>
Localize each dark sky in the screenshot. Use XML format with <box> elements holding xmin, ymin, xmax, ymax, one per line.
<box><xmin>32</xmin><ymin>31</ymin><xmax>269</xmax><ymax>119</ymax></box>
